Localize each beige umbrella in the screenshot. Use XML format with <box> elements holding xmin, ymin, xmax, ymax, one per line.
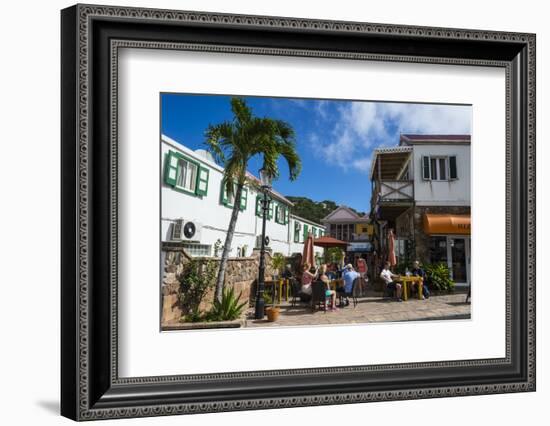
<box><xmin>301</xmin><ymin>232</ymin><xmax>315</xmax><ymax>268</ymax></box>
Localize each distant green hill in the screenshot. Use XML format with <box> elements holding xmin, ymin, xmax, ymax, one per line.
<box><xmin>286</xmin><ymin>196</ymin><xmax>365</xmax><ymax>224</ymax></box>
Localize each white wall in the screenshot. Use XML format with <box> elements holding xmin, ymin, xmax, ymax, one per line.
<box><xmin>0</xmin><ymin>1</ymin><xmax>547</xmax><ymax>426</ymax></box>
<box><xmin>413</xmin><ymin>144</ymin><xmax>471</xmax><ymax>206</ymax></box>
<box><xmin>161</xmin><ymin>137</ymin><xmax>310</xmax><ymax>257</ymax></box>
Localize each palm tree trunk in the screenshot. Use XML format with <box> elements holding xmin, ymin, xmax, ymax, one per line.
<box><xmin>214</xmin><ymin>183</ymin><xmax>244</xmax><ymax>302</ymax></box>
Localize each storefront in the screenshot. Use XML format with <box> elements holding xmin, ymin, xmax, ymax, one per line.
<box><xmin>423</xmin><ymin>214</ymin><xmax>471</xmax><ymax>286</ymax></box>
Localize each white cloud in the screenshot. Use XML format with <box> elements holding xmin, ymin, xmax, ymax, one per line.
<box><xmin>312</xmin><ymin>101</ymin><xmax>471</xmax><ymax>174</ymax></box>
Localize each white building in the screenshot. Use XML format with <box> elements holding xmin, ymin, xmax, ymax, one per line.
<box><xmin>161</xmin><ymin>134</ymin><xmax>325</xmax><ymax>258</ymax></box>
<box><xmin>370</xmin><ymin>134</ymin><xmax>471</xmax><ymax>285</ymax></box>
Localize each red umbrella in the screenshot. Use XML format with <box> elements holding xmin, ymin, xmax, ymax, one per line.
<box><xmin>312</xmin><ymin>235</ymin><xmax>349</xmax><ymax>249</ymax></box>
<box><xmin>301</xmin><ymin>233</ymin><xmax>315</xmax><ymax>267</ymax></box>
<box><xmin>387</xmin><ymin>229</ymin><xmax>397</xmax><ymax>267</ymax></box>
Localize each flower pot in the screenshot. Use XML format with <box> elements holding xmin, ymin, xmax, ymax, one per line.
<box><xmin>265</xmin><ymin>306</ymin><xmax>280</xmax><ymax>322</ymax></box>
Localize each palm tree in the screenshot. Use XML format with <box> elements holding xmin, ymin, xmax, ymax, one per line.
<box><xmin>205</xmin><ymin>97</ymin><xmax>301</xmax><ymax>302</ymax></box>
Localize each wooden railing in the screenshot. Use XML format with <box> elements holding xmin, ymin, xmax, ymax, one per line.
<box><xmin>377</xmin><ymin>180</ymin><xmax>413</xmax><ymax>202</ymax></box>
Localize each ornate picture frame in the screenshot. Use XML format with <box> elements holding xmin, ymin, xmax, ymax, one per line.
<box><xmin>61</xmin><ymin>4</ymin><xmax>535</xmax><ymax>420</ymax></box>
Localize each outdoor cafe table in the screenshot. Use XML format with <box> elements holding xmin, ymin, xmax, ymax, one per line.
<box><xmin>263</xmin><ymin>279</ymin><xmax>290</xmax><ymax>305</ymax></box>
<box><xmin>395</xmin><ymin>275</ymin><xmax>424</xmax><ymax>301</ymax></box>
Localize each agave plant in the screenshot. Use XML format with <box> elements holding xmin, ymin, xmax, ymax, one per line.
<box><xmin>206</xmin><ymin>286</ymin><xmax>248</xmax><ymax>321</ymax></box>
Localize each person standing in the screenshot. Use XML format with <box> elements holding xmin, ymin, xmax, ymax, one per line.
<box><xmin>380</xmin><ymin>261</ymin><xmax>402</xmax><ymax>301</ymax></box>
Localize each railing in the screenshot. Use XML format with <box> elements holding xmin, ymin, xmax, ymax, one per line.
<box><xmin>377</xmin><ymin>180</ymin><xmax>413</xmax><ymax>202</ymax></box>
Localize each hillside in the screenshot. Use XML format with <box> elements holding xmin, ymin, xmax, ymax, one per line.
<box><xmin>286</xmin><ymin>196</ymin><xmax>365</xmax><ymax>224</ymax></box>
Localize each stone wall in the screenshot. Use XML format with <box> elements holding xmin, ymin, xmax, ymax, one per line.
<box><xmin>410</xmin><ymin>205</ymin><xmax>471</xmax><ymax>263</ymax></box>
<box><xmin>161</xmin><ymin>242</ymin><xmax>278</xmax><ymax>325</ymax></box>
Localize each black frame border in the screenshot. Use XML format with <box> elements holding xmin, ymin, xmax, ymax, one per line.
<box><xmin>61</xmin><ymin>4</ymin><xmax>536</xmax><ymax>421</ymax></box>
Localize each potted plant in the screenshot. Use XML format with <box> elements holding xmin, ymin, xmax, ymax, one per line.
<box><xmin>265</xmin><ymin>305</ymin><xmax>280</xmax><ymax>322</ymax></box>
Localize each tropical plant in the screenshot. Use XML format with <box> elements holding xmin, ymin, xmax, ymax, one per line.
<box><xmin>178</xmin><ymin>258</ymin><xmax>217</xmax><ymax>321</ymax></box>
<box><xmin>325</xmin><ymin>247</ymin><xmax>344</xmax><ymax>265</ymax></box>
<box><xmin>206</xmin><ymin>286</ymin><xmax>248</xmax><ymax>321</ymax></box>
<box><xmin>424</xmin><ymin>262</ymin><xmax>455</xmax><ymax>292</ymax></box>
<box><xmin>271</xmin><ymin>253</ymin><xmax>286</xmax><ymax>276</ymax></box>
<box><xmin>205</xmin><ymin>97</ymin><xmax>302</xmax><ymax>302</ymax></box>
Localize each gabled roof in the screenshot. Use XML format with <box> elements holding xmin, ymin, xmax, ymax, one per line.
<box><xmin>322</xmin><ymin>205</ymin><xmax>370</xmax><ymax>224</ymax></box>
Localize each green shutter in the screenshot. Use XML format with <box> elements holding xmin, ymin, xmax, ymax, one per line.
<box><xmin>312</xmin><ymin>227</ymin><xmax>317</xmax><ymax>238</ymax></box>
<box><xmin>268</xmin><ymin>199</ymin><xmax>274</xmax><ymax>220</ymax></box>
<box><xmin>195</xmin><ymin>166</ymin><xmax>209</xmax><ymax>196</ymax></box>
<box><xmin>255</xmin><ymin>195</ymin><xmax>262</xmax><ymax>216</ymax></box>
<box><xmin>239</xmin><ymin>187</ymin><xmax>248</xmax><ymax>211</ymax></box>
<box><xmin>164</xmin><ymin>152</ymin><xmax>178</xmax><ymax>186</ymax></box>
<box><xmin>220</xmin><ymin>181</ymin><xmax>229</xmax><ymax>206</ymax></box>
<box><xmin>303</xmin><ymin>224</ymin><xmax>309</xmax><ymax>241</ymax></box>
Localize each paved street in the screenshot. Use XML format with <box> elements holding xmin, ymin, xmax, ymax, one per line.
<box><xmin>245</xmin><ymin>291</ymin><xmax>470</xmax><ymax>328</ymax></box>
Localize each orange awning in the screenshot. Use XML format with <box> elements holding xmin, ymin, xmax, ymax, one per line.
<box><xmin>423</xmin><ymin>214</ymin><xmax>471</xmax><ymax>235</ymax></box>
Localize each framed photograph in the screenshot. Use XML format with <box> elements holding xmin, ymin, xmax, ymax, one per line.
<box><xmin>61</xmin><ymin>4</ymin><xmax>536</xmax><ymax>421</ymax></box>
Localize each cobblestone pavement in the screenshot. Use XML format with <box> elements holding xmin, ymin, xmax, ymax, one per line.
<box><xmin>245</xmin><ymin>292</ymin><xmax>471</xmax><ymax>328</ymax></box>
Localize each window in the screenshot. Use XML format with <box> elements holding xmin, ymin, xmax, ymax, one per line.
<box><xmin>421</xmin><ymin>155</ymin><xmax>458</xmax><ymax>181</ymax></box>
<box><xmin>294</xmin><ymin>221</ymin><xmax>301</xmax><ymax>243</ymax></box>
<box><xmin>220</xmin><ymin>181</ymin><xmax>248</xmax><ymax>211</ymax></box>
<box><xmin>303</xmin><ymin>224</ymin><xmax>309</xmax><ymax>242</ymax></box>
<box><xmin>164</xmin><ymin>150</ymin><xmax>209</xmax><ymax>196</ymax></box>
<box><xmin>181</xmin><ymin>243</ymin><xmax>211</xmax><ymax>257</ymax></box>
<box><xmin>275</xmin><ymin>204</ymin><xmax>288</xmax><ymax>224</ymax></box>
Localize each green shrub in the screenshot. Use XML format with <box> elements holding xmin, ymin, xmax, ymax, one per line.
<box><xmin>206</xmin><ymin>286</ymin><xmax>248</xmax><ymax>321</ymax></box>
<box><xmin>271</xmin><ymin>253</ymin><xmax>286</xmax><ymax>275</ymax></box>
<box><xmin>178</xmin><ymin>258</ymin><xmax>217</xmax><ymax>322</ymax></box>
<box><xmin>424</xmin><ymin>262</ymin><xmax>455</xmax><ymax>292</ymax></box>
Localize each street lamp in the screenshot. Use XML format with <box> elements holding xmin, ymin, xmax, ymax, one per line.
<box><xmin>254</xmin><ymin>168</ymin><xmax>272</xmax><ymax>319</ymax></box>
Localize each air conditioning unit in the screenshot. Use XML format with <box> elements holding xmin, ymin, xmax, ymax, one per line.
<box><xmin>171</xmin><ymin>219</ymin><xmax>202</xmax><ymax>242</ymax></box>
<box><xmin>255</xmin><ymin>234</ymin><xmax>270</xmax><ymax>248</ymax></box>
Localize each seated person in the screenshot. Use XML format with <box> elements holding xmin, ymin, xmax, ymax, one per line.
<box><xmin>337</xmin><ymin>264</ymin><xmax>359</xmax><ymax>307</ymax></box>
<box><xmin>300</xmin><ymin>262</ymin><xmax>317</xmax><ymax>302</ymax></box>
<box><xmin>281</xmin><ymin>264</ymin><xmax>293</xmax><ymax>280</ymax></box>
<box><xmin>411</xmin><ymin>260</ymin><xmax>430</xmax><ymax>299</ymax></box>
<box><xmin>380</xmin><ymin>261</ymin><xmax>402</xmax><ymax>302</ymax></box>
<box><xmin>318</xmin><ymin>264</ymin><xmax>337</xmax><ymax>310</ymax></box>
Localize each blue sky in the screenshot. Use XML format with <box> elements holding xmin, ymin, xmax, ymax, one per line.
<box><xmin>161</xmin><ymin>93</ymin><xmax>471</xmax><ymax>213</ymax></box>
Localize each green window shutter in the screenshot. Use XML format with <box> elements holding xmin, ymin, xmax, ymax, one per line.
<box><xmin>303</xmin><ymin>224</ymin><xmax>309</xmax><ymax>241</ymax></box>
<box><xmin>164</xmin><ymin>151</ymin><xmax>178</xmax><ymax>186</ymax></box>
<box><xmin>239</xmin><ymin>187</ymin><xmax>248</xmax><ymax>211</ymax></box>
<box><xmin>195</xmin><ymin>166</ymin><xmax>209</xmax><ymax>196</ymax></box>
<box><xmin>255</xmin><ymin>195</ymin><xmax>262</xmax><ymax>217</ymax></box>
<box><xmin>312</xmin><ymin>227</ymin><xmax>317</xmax><ymax>238</ymax></box>
<box><xmin>268</xmin><ymin>199</ymin><xmax>274</xmax><ymax>220</ymax></box>
<box><xmin>220</xmin><ymin>181</ymin><xmax>229</xmax><ymax>206</ymax></box>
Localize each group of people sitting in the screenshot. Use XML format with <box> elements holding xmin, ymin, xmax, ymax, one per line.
<box><xmin>300</xmin><ymin>262</ymin><xmax>360</xmax><ymax>311</ymax></box>
<box><xmin>380</xmin><ymin>260</ymin><xmax>430</xmax><ymax>301</ymax></box>
<box><xmin>295</xmin><ymin>259</ymin><xmax>430</xmax><ymax>309</ymax></box>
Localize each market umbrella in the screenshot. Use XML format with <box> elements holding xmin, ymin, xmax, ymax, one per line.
<box><xmin>312</xmin><ymin>235</ymin><xmax>349</xmax><ymax>249</ymax></box>
<box><xmin>301</xmin><ymin>233</ymin><xmax>315</xmax><ymax>267</ymax></box>
<box><xmin>387</xmin><ymin>229</ymin><xmax>397</xmax><ymax>267</ymax></box>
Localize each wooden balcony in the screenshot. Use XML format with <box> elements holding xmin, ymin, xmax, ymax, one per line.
<box><xmin>378</xmin><ymin>180</ymin><xmax>413</xmax><ymax>203</ymax></box>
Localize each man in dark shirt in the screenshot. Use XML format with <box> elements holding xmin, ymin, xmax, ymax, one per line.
<box><xmin>411</xmin><ymin>260</ymin><xmax>430</xmax><ymax>299</ymax></box>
